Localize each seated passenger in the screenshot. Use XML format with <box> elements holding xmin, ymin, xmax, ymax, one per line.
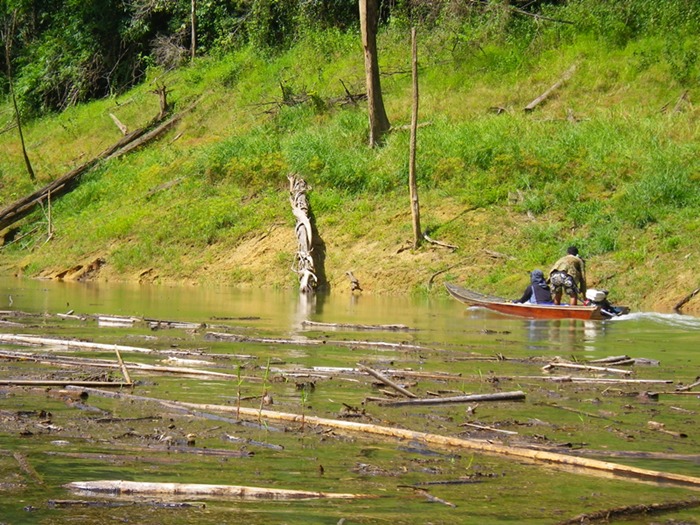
<box><xmin>515</xmin><ymin>269</ymin><xmax>554</xmax><ymax>304</ymax></box>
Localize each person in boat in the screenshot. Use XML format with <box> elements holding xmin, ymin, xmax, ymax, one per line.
<box><xmin>514</xmin><ymin>269</ymin><xmax>554</xmax><ymax>304</ymax></box>
<box><xmin>548</xmin><ymin>245</ymin><xmax>586</xmax><ymax>305</ymax></box>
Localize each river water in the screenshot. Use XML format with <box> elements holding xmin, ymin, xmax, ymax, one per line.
<box><xmin>1</xmin><ymin>276</ymin><xmax>699</xmax><ymax>524</ymax></box>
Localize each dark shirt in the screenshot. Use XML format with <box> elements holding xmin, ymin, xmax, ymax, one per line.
<box><xmin>516</xmin><ymin>284</ymin><xmax>553</xmax><ymax>304</ymax></box>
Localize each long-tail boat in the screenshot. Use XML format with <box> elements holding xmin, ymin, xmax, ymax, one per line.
<box><xmin>445</xmin><ymin>283</ymin><xmax>628</xmax><ymax>320</ymax></box>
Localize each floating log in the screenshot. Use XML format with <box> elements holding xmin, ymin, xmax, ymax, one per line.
<box><xmin>0</xmin><ymin>350</ymin><xmax>256</xmax><ymax>381</ymax></box>
<box><xmin>676</xmin><ymin>377</ymin><xmax>700</xmax><ymax>392</ymax></box>
<box><xmin>205</xmin><ymin>331</ymin><xmax>432</xmax><ymax>352</ymax></box>
<box><xmin>0</xmin><ymin>380</ymin><xmax>131</xmax><ymax>388</ymax></box>
<box><xmin>588</xmin><ymin>355</ymin><xmax>631</xmax><ymax>364</ymax></box>
<box><xmin>459</xmin><ymin>423</ymin><xmax>518</xmax><ymax>435</ymax></box>
<box><xmin>357</xmin><ymin>363</ymin><xmax>417</xmax><ymax>398</ymax></box>
<box><xmin>64</xmin><ymin>480</ymin><xmax>375</xmax><ymax>500</ymax></box>
<box><xmin>224</xmin><ymin>434</ymin><xmax>285</xmax><ymax>451</ymax></box>
<box><xmin>513</xmin><ymin>375</ymin><xmax>671</xmax><ymax>385</ymax></box>
<box><xmin>0</xmin><ymin>334</ymin><xmax>157</xmax><ymax>354</ymax></box>
<box><xmin>98</xmin><ymin>316</ymin><xmax>137</xmax><ymax>327</ymax></box>
<box><xmin>0</xmin><ymin>319</ymin><xmax>24</xmax><ymax>327</ymax></box>
<box><xmin>48</xmin><ymin>499</ymin><xmax>204</xmax><ymax>509</ymax></box>
<box><xmin>74</xmin><ymin>387</ymin><xmax>700</xmax><ymax>489</ymax></box>
<box><xmin>145</xmin><ymin>318</ymin><xmax>205</xmax><ymax>330</ymax></box>
<box><xmin>376</xmin><ymin>391</ymin><xmax>525</xmax><ymax>407</ymax></box>
<box><xmin>543</xmin><ymin>362</ymin><xmax>632</xmax><ymax>376</ymax></box>
<box><xmin>114</xmin><ymin>347</ymin><xmax>132</xmax><ymax>385</ymax></box>
<box><xmin>301</xmin><ymin>320</ymin><xmax>414</xmax><ymax>332</ymax></box>
<box><xmin>557</xmin><ymin>498</ymin><xmax>700</xmax><ymax>525</ymax></box>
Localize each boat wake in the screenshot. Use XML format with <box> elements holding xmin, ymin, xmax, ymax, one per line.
<box><xmin>611</xmin><ymin>311</ymin><xmax>700</xmax><ymax>329</ymax></box>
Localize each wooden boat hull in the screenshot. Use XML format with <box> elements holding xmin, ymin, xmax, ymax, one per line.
<box><xmin>445</xmin><ymin>282</ymin><xmax>607</xmax><ymax>320</ymax></box>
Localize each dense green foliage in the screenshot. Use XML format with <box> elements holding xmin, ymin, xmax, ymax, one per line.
<box><xmin>6</xmin><ymin>0</ymin><xmax>699</xmax><ymax>116</ymax></box>
<box><xmin>1</xmin><ymin>0</ymin><xmax>700</xmax><ymax>307</ymax></box>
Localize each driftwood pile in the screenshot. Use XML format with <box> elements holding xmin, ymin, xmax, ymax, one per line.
<box><xmin>1</xmin><ymin>308</ymin><xmax>699</xmax><ymax>522</ymax></box>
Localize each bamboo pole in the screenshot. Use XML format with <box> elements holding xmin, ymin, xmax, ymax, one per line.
<box><xmin>64</xmin><ymin>480</ymin><xmax>375</xmax><ymax>500</ymax></box>
<box><xmin>72</xmin><ymin>387</ymin><xmax>700</xmax><ymax>490</ymax></box>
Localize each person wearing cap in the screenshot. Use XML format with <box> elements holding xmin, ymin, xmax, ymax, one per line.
<box><xmin>548</xmin><ymin>246</ymin><xmax>586</xmax><ymax>305</ymax></box>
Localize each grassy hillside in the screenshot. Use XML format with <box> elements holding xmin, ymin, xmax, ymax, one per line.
<box><xmin>1</xmin><ymin>4</ymin><xmax>699</xmax><ymax>312</ymax></box>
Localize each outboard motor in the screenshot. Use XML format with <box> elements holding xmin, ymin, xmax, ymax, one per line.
<box><xmin>584</xmin><ymin>289</ymin><xmax>627</xmax><ymax>318</ymax></box>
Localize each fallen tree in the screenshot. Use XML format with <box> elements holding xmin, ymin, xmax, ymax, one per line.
<box><xmin>0</xmin><ymin>106</ymin><xmax>185</xmax><ymax>234</ymax></box>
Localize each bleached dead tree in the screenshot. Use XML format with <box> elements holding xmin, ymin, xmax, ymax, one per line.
<box><xmin>288</xmin><ymin>174</ymin><xmax>317</xmax><ymax>293</ymax></box>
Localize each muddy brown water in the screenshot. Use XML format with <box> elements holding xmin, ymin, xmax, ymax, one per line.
<box><xmin>1</xmin><ymin>277</ymin><xmax>699</xmax><ymax>524</ymax></box>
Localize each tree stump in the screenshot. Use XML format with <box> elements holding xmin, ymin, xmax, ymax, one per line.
<box><xmin>288</xmin><ymin>174</ymin><xmax>317</xmax><ymax>294</ymax></box>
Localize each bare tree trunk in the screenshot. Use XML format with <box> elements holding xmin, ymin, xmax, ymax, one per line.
<box><xmin>3</xmin><ymin>11</ymin><xmax>35</xmax><ymax>182</ymax></box>
<box><xmin>190</xmin><ymin>0</ymin><xmax>197</xmax><ymax>61</ymax></box>
<box><xmin>408</xmin><ymin>27</ymin><xmax>421</xmax><ymax>248</ymax></box>
<box><xmin>359</xmin><ymin>0</ymin><xmax>390</xmax><ymax>147</ymax></box>
<box><xmin>288</xmin><ymin>174</ymin><xmax>317</xmax><ymax>294</ymax></box>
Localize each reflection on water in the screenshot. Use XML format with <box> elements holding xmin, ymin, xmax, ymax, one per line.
<box><xmin>522</xmin><ymin>318</ymin><xmax>610</xmax><ymax>352</ymax></box>
<box><xmin>1</xmin><ymin>276</ymin><xmax>699</xmax><ymax>362</ymax></box>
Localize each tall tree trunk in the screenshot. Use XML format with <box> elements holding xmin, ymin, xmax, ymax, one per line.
<box><xmin>408</xmin><ymin>27</ymin><xmax>421</xmax><ymax>248</ymax></box>
<box><xmin>191</xmin><ymin>0</ymin><xmax>197</xmax><ymax>61</ymax></box>
<box><xmin>359</xmin><ymin>0</ymin><xmax>390</xmax><ymax>147</ymax></box>
<box><xmin>3</xmin><ymin>11</ymin><xmax>35</xmax><ymax>182</ymax></box>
